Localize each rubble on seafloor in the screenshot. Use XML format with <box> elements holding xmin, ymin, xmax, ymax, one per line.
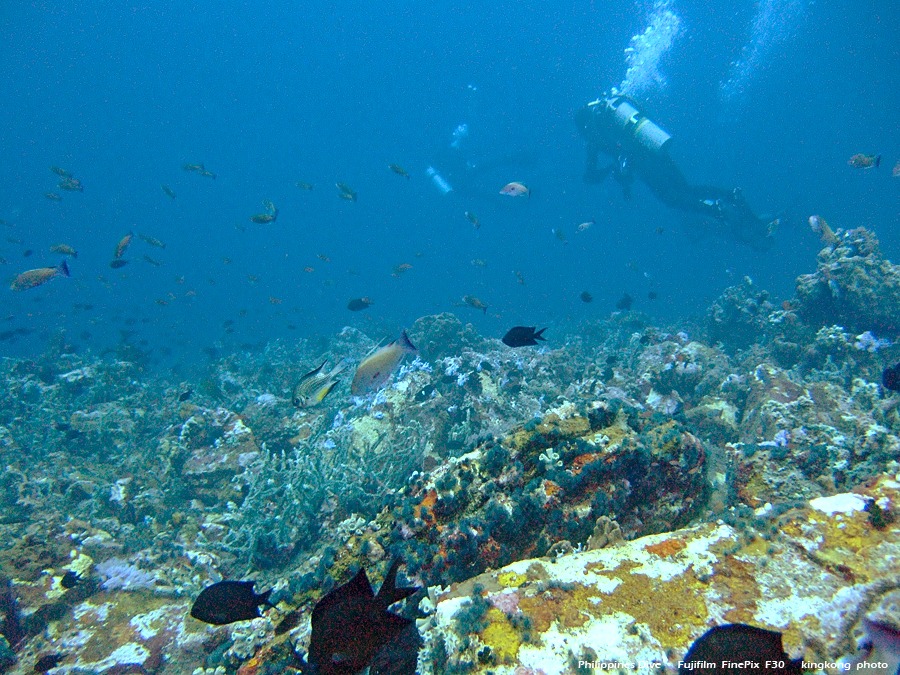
<box><xmin>0</xmin><ymin>226</ymin><xmax>898</xmax><ymax>674</ymax></box>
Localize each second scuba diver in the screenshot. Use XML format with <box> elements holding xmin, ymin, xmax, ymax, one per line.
<box><xmin>575</xmin><ymin>90</ymin><xmax>777</xmax><ymax>251</ymax></box>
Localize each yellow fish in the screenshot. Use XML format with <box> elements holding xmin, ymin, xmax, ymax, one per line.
<box><xmin>292</xmin><ymin>361</ymin><xmax>347</xmax><ymax>408</ymax></box>
<box><xmin>10</xmin><ymin>260</ymin><xmax>70</xmax><ymax>291</ymax></box>
<box><xmin>351</xmin><ymin>331</ymin><xmax>417</xmax><ymax>396</ymax></box>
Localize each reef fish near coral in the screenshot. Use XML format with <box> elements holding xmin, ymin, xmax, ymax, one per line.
<box><xmin>190</xmin><ymin>580</ymin><xmax>273</xmax><ymax>626</ymax></box>
<box><xmin>293</xmin><ymin>360</ymin><xmax>346</xmax><ymax>408</ymax></box>
<box><xmin>351</xmin><ymin>331</ymin><xmax>417</xmax><ymax>396</ymax></box>
<box><xmin>307</xmin><ymin>558</ymin><xmax>419</xmax><ymax>675</ymax></box>
<box><xmin>679</xmin><ymin>624</ymin><xmax>802</xmax><ymax>675</ymax></box>
<box><xmin>502</xmin><ymin>326</ymin><xmax>547</xmax><ymax>348</ymax></box>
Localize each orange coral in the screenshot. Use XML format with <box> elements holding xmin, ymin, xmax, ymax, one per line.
<box><xmin>644</xmin><ymin>538</ymin><xmax>686</xmax><ymax>558</ymax></box>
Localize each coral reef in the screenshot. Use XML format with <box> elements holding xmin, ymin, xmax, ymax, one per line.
<box><xmin>795</xmin><ymin>227</ymin><xmax>900</xmax><ymax>334</ymax></box>
<box><xmin>1</xmin><ymin>230</ymin><xmax>900</xmax><ymax>674</ymax></box>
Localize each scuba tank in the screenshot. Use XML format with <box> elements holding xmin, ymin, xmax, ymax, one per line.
<box><xmin>590</xmin><ymin>92</ymin><xmax>673</xmax><ymax>155</ymax></box>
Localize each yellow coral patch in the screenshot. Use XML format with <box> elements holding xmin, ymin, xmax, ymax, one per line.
<box><xmin>481</xmin><ymin>608</ymin><xmax>521</xmax><ymax>662</ymax></box>
<box><xmin>497</xmin><ymin>570</ymin><xmax>526</xmax><ymax>587</ymax></box>
<box><xmin>591</xmin><ymin>561</ymin><xmax>709</xmax><ymax>648</ymax></box>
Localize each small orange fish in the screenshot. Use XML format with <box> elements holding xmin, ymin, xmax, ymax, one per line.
<box><xmin>156</xmin><ymin>299</ymin><xmax>169</xmax><ymax>306</ymax></box>
<box><xmin>251</xmin><ymin>213</ymin><xmax>277</xmax><ymax>224</ymax></box>
<box><xmin>10</xmin><ymin>260</ymin><xmax>70</xmax><ymax>291</ymax></box>
<box><xmin>222</xmin><ymin>258</ymin><xmax>232</xmax><ymax>264</ymax></box>
<box><xmin>317</xmin><ymin>254</ymin><xmax>330</xmax><ymax>262</ymax></box>
<box><xmin>471</xmin><ymin>259</ymin><xmax>486</xmax><ymax>267</ymax></box>
<box><xmin>247</xmin><ymin>275</ymin><xmax>258</xmax><ymax>283</ymax></box>
<box><xmin>175</xmin><ymin>275</ymin><xmax>185</xmax><ymax>284</ymax></box>
<box><xmin>44</xmin><ymin>193</ymin><xmax>62</xmax><ymax>201</ymax></box>
<box><xmin>296</xmin><ymin>181</ymin><xmax>313</xmax><ymax>190</ymax></box>
<box><xmin>500</xmin><ymin>182</ymin><xmax>530</xmax><ymax>197</ymax></box>
<box><xmin>269</xmin><ymin>296</ymin><xmax>281</xmax><ymax>304</ymax></box>
<box><xmin>848</xmin><ymin>153</ymin><xmax>881</xmax><ymax>169</ymax></box>
<box><xmin>465</xmin><ymin>211</ymin><xmax>480</xmax><ymax>229</ymax></box>
<box><xmin>114</xmin><ymin>232</ymin><xmax>134</xmax><ymax>259</ymax></box>
<box><xmin>514</xmin><ymin>270</ymin><xmax>526</xmax><ymax>285</ymax></box>
<box><xmin>303</xmin><ymin>267</ymin><xmax>315</xmax><ymax>273</ymax></box>
<box><xmin>185</xmin><ymin>290</ymin><xmax>196</xmax><ymax>296</ymax></box>
<box><xmin>577</xmin><ymin>220</ymin><xmax>594</xmax><ymax>232</ymax></box>
<box><xmin>893</xmin><ymin>161</ymin><xmax>900</xmax><ymax>178</ymax></box>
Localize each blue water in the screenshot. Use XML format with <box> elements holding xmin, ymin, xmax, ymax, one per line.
<box><xmin>1</xmin><ymin>0</ymin><xmax>898</xmax><ymax>365</ymax></box>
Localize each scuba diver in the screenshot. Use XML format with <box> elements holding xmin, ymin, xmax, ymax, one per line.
<box><xmin>575</xmin><ymin>90</ymin><xmax>776</xmax><ymax>251</ymax></box>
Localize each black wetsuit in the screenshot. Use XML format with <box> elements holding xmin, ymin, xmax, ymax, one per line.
<box><xmin>575</xmin><ymin>101</ymin><xmax>774</xmax><ymax>251</ymax></box>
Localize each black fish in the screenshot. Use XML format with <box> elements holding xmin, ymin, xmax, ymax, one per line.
<box><xmin>369</xmin><ymin>623</ymin><xmax>422</xmax><ymax>675</ymax></box>
<box><xmin>580</xmin><ymin>291</ymin><xmax>593</xmax><ymax>303</ymax></box>
<box><xmin>308</xmin><ymin>558</ymin><xmax>419</xmax><ymax>675</ymax></box>
<box><xmin>178</xmin><ymin>389</ymin><xmax>192</xmax><ymax>402</ymax></box>
<box><xmin>615</xmin><ymin>293</ymin><xmax>633</xmax><ymax>310</ymax></box>
<box><xmin>347</xmin><ymin>298</ymin><xmax>372</xmax><ymax>311</ymax></box>
<box><xmin>34</xmin><ymin>653</ymin><xmax>67</xmax><ymax>673</ymax></box>
<box><xmin>680</xmin><ymin>623</ymin><xmax>803</xmax><ymax>675</ymax></box>
<box><xmin>190</xmin><ymin>580</ymin><xmax>272</xmax><ymax>626</ymax></box>
<box><xmin>109</xmin><ymin>259</ymin><xmax>129</xmax><ymax>269</ymax></box>
<box><xmin>883</xmin><ymin>363</ymin><xmax>900</xmax><ymax>392</ymax></box>
<box><xmin>502</xmin><ymin>326</ymin><xmax>547</xmax><ymax>348</ymax></box>
<box><xmin>60</xmin><ymin>570</ymin><xmax>81</xmax><ymax>589</ymax></box>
